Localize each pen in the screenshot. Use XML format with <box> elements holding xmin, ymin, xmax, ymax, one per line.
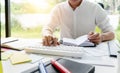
<box><xmin>39</xmin><ymin>60</ymin><xmax>48</xmax><ymax>73</ymax></box>
<box><xmin>51</xmin><ymin>59</ymin><xmax>71</xmax><ymax>73</ymax></box>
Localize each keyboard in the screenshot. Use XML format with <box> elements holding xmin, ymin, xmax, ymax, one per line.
<box><xmin>25</xmin><ymin>45</ymin><xmax>84</xmax><ymax>58</ymax></box>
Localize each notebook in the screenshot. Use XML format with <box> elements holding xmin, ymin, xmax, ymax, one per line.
<box><xmin>62</xmin><ymin>35</ymin><xmax>96</xmax><ymax>47</ymax></box>
<box><xmin>22</xmin><ymin>58</ymin><xmax>95</xmax><ymax>73</ymax></box>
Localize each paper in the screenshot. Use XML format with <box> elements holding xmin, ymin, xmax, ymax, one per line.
<box><xmin>82</xmin><ymin>42</ymin><xmax>109</xmax><ymax>57</ymax></box>
<box><xmin>75</xmin><ymin>35</ymin><xmax>88</xmax><ymax>45</ymax></box>
<box><xmin>29</xmin><ymin>54</ymin><xmax>43</xmax><ymax>63</ymax></box>
<box><xmin>1</xmin><ymin>39</ymin><xmax>42</xmax><ymax>50</ymax></box>
<box><xmin>1</xmin><ymin>40</ymin><xmax>27</xmax><ymax>50</ymax></box>
<box><xmin>10</xmin><ymin>52</ymin><xmax>31</xmax><ymax>65</ymax></box>
<box><xmin>1</xmin><ymin>37</ymin><xmax>18</xmax><ymax>44</ymax></box>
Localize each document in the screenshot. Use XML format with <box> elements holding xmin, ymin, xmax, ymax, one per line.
<box><xmin>62</xmin><ymin>35</ymin><xmax>96</xmax><ymax>47</ymax></box>
<box><xmin>29</xmin><ymin>54</ymin><xmax>43</xmax><ymax>64</ymax></box>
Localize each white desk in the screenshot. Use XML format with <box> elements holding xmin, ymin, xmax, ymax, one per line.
<box><xmin>1</xmin><ymin>55</ymin><xmax>117</xmax><ymax>73</ymax></box>
<box><xmin>1</xmin><ymin>40</ymin><xmax>120</xmax><ymax>73</ymax></box>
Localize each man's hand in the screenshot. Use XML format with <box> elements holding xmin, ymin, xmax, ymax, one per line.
<box><xmin>88</xmin><ymin>32</ymin><xmax>102</xmax><ymax>44</ymax></box>
<box><xmin>42</xmin><ymin>35</ymin><xmax>60</xmax><ymax>46</ymax></box>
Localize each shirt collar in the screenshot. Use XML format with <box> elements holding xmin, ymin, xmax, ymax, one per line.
<box><xmin>66</xmin><ymin>0</ymin><xmax>85</xmax><ymax>11</ymax></box>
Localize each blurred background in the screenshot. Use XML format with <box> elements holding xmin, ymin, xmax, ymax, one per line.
<box><xmin>0</xmin><ymin>0</ymin><xmax>120</xmax><ymax>42</ymax></box>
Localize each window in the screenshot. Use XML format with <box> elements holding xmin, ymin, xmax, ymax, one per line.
<box><xmin>10</xmin><ymin>0</ymin><xmax>56</xmax><ymax>38</ymax></box>
<box><xmin>1</xmin><ymin>0</ymin><xmax>5</xmax><ymax>38</ymax></box>
<box><xmin>1</xmin><ymin>0</ymin><xmax>120</xmax><ymax>41</ymax></box>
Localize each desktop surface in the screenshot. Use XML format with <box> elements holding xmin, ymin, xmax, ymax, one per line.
<box><xmin>1</xmin><ymin>38</ymin><xmax>119</xmax><ymax>73</ymax></box>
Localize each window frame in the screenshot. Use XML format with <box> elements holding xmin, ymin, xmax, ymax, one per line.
<box><xmin>5</xmin><ymin>0</ymin><xmax>11</xmax><ymax>37</ymax></box>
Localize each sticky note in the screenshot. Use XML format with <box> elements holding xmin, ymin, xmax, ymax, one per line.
<box><xmin>1</xmin><ymin>51</ymin><xmax>13</xmax><ymax>60</ymax></box>
<box><xmin>10</xmin><ymin>52</ymin><xmax>31</xmax><ymax>65</ymax></box>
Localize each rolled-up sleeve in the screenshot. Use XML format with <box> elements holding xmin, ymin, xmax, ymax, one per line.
<box><xmin>42</xmin><ymin>5</ymin><xmax>60</xmax><ymax>36</ymax></box>
<box><xmin>95</xmin><ymin>4</ymin><xmax>114</xmax><ymax>33</ymax></box>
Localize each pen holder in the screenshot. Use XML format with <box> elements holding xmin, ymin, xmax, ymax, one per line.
<box><xmin>117</xmin><ymin>51</ymin><xmax>120</xmax><ymax>73</ymax></box>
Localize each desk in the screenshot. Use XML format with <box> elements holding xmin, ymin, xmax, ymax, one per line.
<box><xmin>1</xmin><ymin>56</ymin><xmax>117</xmax><ymax>73</ymax></box>
<box><xmin>1</xmin><ymin>39</ymin><xmax>119</xmax><ymax>73</ymax></box>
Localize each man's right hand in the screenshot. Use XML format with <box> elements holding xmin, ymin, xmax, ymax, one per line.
<box><xmin>42</xmin><ymin>35</ymin><xmax>60</xmax><ymax>46</ymax></box>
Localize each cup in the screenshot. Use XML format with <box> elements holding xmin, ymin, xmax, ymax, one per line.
<box><xmin>117</xmin><ymin>51</ymin><xmax>120</xmax><ymax>73</ymax></box>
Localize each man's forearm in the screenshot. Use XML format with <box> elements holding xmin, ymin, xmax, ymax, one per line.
<box><xmin>101</xmin><ymin>31</ymin><xmax>115</xmax><ymax>42</ymax></box>
<box><xmin>42</xmin><ymin>27</ymin><xmax>53</xmax><ymax>36</ymax></box>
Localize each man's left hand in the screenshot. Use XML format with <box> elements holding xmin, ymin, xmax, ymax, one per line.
<box><xmin>88</xmin><ymin>32</ymin><xmax>102</xmax><ymax>44</ymax></box>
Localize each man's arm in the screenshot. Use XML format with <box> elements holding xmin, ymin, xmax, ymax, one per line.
<box><xmin>101</xmin><ymin>31</ymin><xmax>115</xmax><ymax>42</ymax></box>
<box><xmin>42</xmin><ymin>5</ymin><xmax>60</xmax><ymax>46</ymax></box>
<box><xmin>89</xmin><ymin>3</ymin><xmax>115</xmax><ymax>44</ymax></box>
<box><xmin>88</xmin><ymin>31</ymin><xmax>115</xmax><ymax>44</ymax></box>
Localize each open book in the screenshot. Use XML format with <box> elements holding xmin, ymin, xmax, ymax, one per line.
<box><xmin>62</xmin><ymin>35</ymin><xmax>96</xmax><ymax>47</ymax></box>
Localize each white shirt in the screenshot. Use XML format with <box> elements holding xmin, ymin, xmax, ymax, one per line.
<box><xmin>42</xmin><ymin>0</ymin><xmax>114</xmax><ymax>39</ymax></box>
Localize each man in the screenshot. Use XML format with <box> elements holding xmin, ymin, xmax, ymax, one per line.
<box><xmin>42</xmin><ymin>0</ymin><xmax>115</xmax><ymax>46</ymax></box>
